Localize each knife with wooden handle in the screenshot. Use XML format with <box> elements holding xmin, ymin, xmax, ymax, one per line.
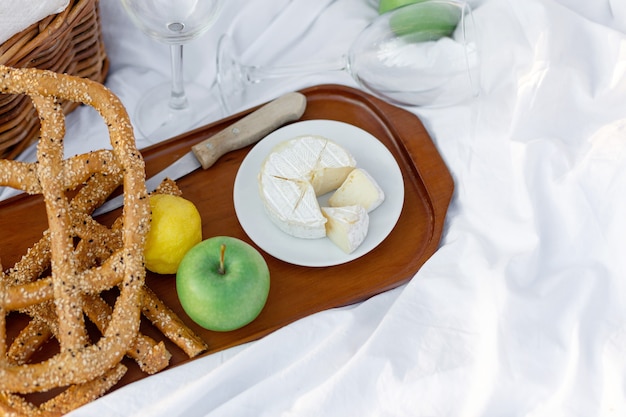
<box><xmin>93</xmin><ymin>92</ymin><xmax>307</xmax><ymax>216</ymax></box>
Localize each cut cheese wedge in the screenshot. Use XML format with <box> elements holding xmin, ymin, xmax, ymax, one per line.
<box><xmin>328</xmin><ymin>168</ymin><xmax>385</xmax><ymax>212</ymax></box>
<box><xmin>258</xmin><ymin>135</ymin><xmax>356</xmax><ymax>239</ymax></box>
<box><xmin>321</xmin><ymin>205</ymin><xmax>369</xmax><ymax>254</ymax></box>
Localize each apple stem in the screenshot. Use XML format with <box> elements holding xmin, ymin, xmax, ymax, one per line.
<box><xmin>219</xmin><ymin>244</ymin><xmax>226</xmax><ymax>275</ymax></box>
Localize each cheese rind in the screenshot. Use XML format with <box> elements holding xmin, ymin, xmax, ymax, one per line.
<box><xmin>259</xmin><ymin>175</ymin><xmax>326</xmax><ymax>238</ymax></box>
<box><xmin>258</xmin><ymin>135</ymin><xmax>356</xmax><ymax>239</ymax></box>
<box><xmin>328</xmin><ymin>168</ymin><xmax>385</xmax><ymax>212</ymax></box>
<box><xmin>321</xmin><ymin>205</ymin><xmax>369</xmax><ymax>253</ymax></box>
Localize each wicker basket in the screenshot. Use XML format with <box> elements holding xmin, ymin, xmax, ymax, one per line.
<box><xmin>0</xmin><ymin>0</ymin><xmax>108</xmax><ymax>159</ymax></box>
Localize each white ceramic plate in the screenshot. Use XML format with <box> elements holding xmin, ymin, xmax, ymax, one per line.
<box><xmin>233</xmin><ymin>120</ymin><xmax>404</xmax><ymax>267</ymax></box>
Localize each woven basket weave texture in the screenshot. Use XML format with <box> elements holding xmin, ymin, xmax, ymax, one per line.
<box><xmin>0</xmin><ymin>0</ymin><xmax>108</xmax><ymax>159</ymax></box>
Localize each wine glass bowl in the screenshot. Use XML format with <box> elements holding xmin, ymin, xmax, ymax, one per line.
<box><xmin>120</xmin><ymin>0</ymin><xmax>223</xmax><ymax>142</ymax></box>
<box><xmin>120</xmin><ymin>0</ymin><xmax>221</xmax><ymax>43</ymax></box>
<box><xmin>217</xmin><ymin>0</ymin><xmax>479</xmax><ymax>111</ymax></box>
<box><xmin>348</xmin><ymin>0</ymin><xmax>479</xmax><ymax>107</ymax></box>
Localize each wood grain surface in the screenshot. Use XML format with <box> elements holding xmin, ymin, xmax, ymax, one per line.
<box><xmin>0</xmin><ymin>84</ymin><xmax>454</xmax><ymax>395</ymax></box>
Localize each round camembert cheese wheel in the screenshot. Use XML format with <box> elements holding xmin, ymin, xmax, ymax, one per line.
<box><xmin>258</xmin><ymin>135</ymin><xmax>356</xmax><ymax>239</ymax></box>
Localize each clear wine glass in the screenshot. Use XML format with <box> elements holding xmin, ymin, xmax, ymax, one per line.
<box><xmin>217</xmin><ymin>0</ymin><xmax>479</xmax><ymax>112</ymax></box>
<box><xmin>120</xmin><ymin>0</ymin><xmax>223</xmax><ymax>142</ymax></box>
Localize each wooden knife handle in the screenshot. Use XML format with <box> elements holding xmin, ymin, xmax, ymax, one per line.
<box><xmin>191</xmin><ymin>92</ymin><xmax>307</xmax><ymax>169</ymax></box>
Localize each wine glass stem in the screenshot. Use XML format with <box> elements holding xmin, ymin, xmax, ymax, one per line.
<box><xmin>169</xmin><ymin>44</ymin><xmax>188</xmax><ymax>110</ymax></box>
<box><xmin>245</xmin><ymin>55</ymin><xmax>348</xmax><ymax>84</ymax></box>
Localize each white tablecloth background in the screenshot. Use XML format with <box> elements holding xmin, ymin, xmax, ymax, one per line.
<box><xmin>5</xmin><ymin>0</ymin><xmax>626</xmax><ymax>415</ymax></box>
<box><xmin>0</xmin><ymin>0</ymin><xmax>69</xmax><ymax>44</ymax></box>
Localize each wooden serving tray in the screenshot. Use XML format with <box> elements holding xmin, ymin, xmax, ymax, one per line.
<box><xmin>0</xmin><ymin>84</ymin><xmax>453</xmax><ymax>394</ymax></box>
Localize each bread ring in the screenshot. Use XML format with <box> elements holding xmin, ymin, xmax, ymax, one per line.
<box><xmin>0</xmin><ymin>66</ymin><xmax>207</xmax><ymax>414</ymax></box>
<box><xmin>0</xmin><ymin>65</ymin><xmax>149</xmax><ymax>394</ymax></box>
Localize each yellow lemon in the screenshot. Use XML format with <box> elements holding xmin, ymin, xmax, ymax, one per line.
<box><xmin>144</xmin><ymin>194</ymin><xmax>203</xmax><ymax>274</ymax></box>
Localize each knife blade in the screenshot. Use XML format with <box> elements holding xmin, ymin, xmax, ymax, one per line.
<box><xmin>93</xmin><ymin>92</ymin><xmax>307</xmax><ymax>216</ymax></box>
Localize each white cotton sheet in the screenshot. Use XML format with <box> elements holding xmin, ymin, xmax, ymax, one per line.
<box><xmin>0</xmin><ymin>0</ymin><xmax>69</xmax><ymax>44</ymax></box>
<box><xmin>3</xmin><ymin>0</ymin><xmax>620</xmax><ymax>415</ymax></box>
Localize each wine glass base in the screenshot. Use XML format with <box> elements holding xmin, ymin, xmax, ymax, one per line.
<box><xmin>133</xmin><ymin>81</ymin><xmax>223</xmax><ymax>144</ymax></box>
<box><xmin>216</xmin><ymin>34</ymin><xmax>254</xmax><ymax>115</ymax></box>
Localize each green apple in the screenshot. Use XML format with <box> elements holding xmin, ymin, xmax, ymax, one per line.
<box><xmin>176</xmin><ymin>236</ymin><xmax>270</xmax><ymax>332</ymax></box>
<box><xmin>378</xmin><ymin>0</ymin><xmax>428</xmax><ymax>14</ymax></box>
<box><xmin>383</xmin><ymin>1</ymin><xmax>461</xmax><ymax>41</ymax></box>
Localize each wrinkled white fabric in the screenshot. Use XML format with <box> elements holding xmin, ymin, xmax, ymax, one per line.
<box><xmin>0</xmin><ymin>0</ymin><xmax>69</xmax><ymax>44</ymax></box>
<box><xmin>3</xmin><ymin>0</ymin><xmax>622</xmax><ymax>415</ymax></box>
